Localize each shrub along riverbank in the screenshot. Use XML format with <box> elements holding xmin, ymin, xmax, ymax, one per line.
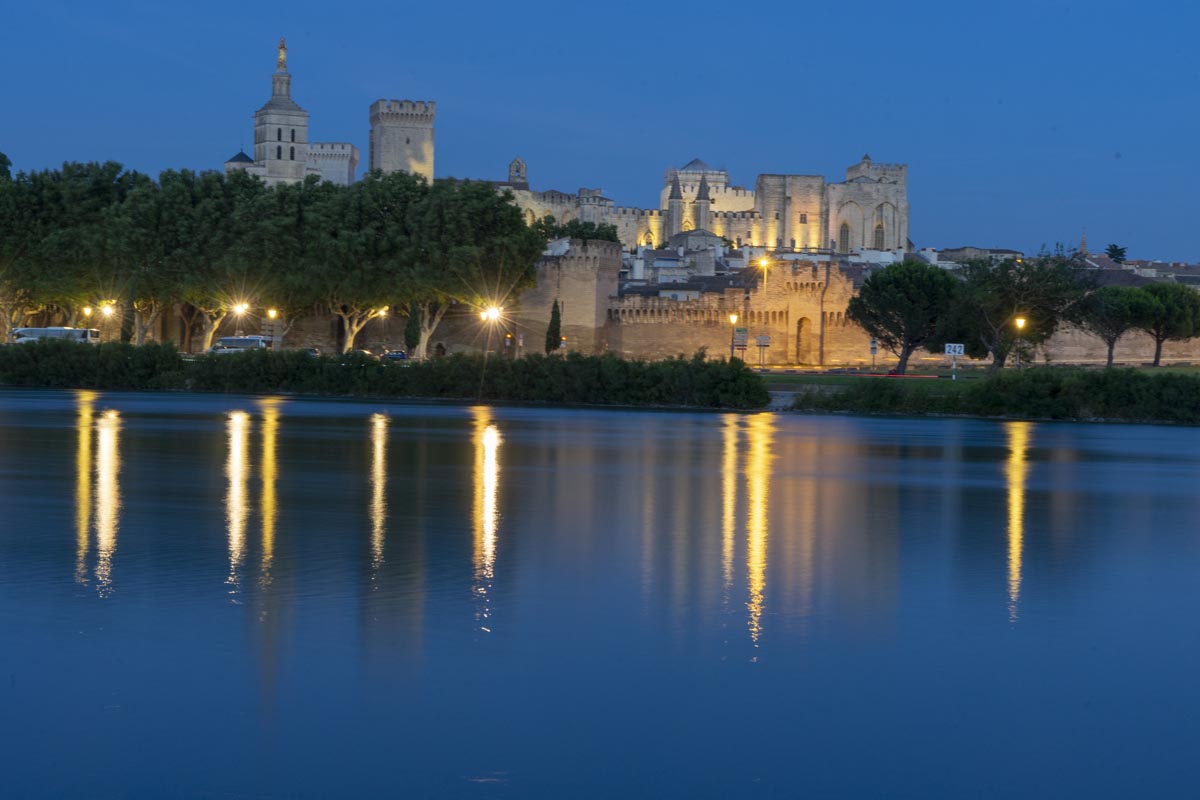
<box><xmin>793</xmin><ymin>368</ymin><xmax>1200</xmax><ymax>424</ymax></box>
<box><xmin>0</xmin><ymin>341</ymin><xmax>771</xmax><ymax>410</ymax></box>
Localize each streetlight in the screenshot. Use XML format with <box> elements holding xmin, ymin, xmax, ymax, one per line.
<box><xmin>729</xmin><ymin>312</ymin><xmax>739</xmax><ymax>361</ymax></box>
<box><xmin>267</xmin><ymin>308</ymin><xmax>278</xmax><ymax>320</ymax></box>
<box><xmin>1014</xmin><ymin>317</ymin><xmax>1026</xmax><ymax>368</ymax></box>
<box><xmin>100</xmin><ymin>304</ymin><xmax>115</xmax><ymax>318</ymax></box>
<box><xmin>82</xmin><ymin>306</ymin><xmax>93</xmax><ymax>319</ymax></box>
<box><xmin>233</xmin><ymin>302</ymin><xmax>249</xmax><ymax>335</ymax></box>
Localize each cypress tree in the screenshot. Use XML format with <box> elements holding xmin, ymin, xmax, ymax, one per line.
<box><xmin>545</xmin><ymin>299</ymin><xmax>562</xmax><ymax>354</ymax></box>
<box><xmin>404</xmin><ymin>303</ymin><xmax>421</xmax><ymax>353</ymax></box>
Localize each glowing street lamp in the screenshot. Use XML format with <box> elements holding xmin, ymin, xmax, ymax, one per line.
<box><xmin>233</xmin><ymin>302</ymin><xmax>249</xmax><ymax>335</ymax></box>
<box><xmin>1014</xmin><ymin>316</ymin><xmax>1027</xmax><ymax>368</ymax></box>
<box><xmin>267</xmin><ymin>308</ymin><xmax>278</xmax><ymax>320</ymax></box>
<box><xmin>82</xmin><ymin>306</ymin><xmax>93</xmax><ymax>319</ymax></box>
<box><xmin>729</xmin><ymin>312</ymin><xmax>739</xmax><ymax>360</ymax></box>
<box><xmin>100</xmin><ymin>304</ymin><xmax>115</xmax><ymax>318</ymax></box>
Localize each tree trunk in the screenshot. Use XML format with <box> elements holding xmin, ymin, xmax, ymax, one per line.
<box><xmin>134</xmin><ymin>305</ymin><xmax>163</xmax><ymax>346</ymax></box>
<box><xmin>1153</xmin><ymin>336</ymin><xmax>1164</xmax><ymax>367</ymax></box>
<box><xmin>1105</xmin><ymin>338</ymin><xmax>1116</xmax><ymax>368</ymax></box>
<box><xmin>415</xmin><ymin>301</ymin><xmax>450</xmax><ymax>360</ymax></box>
<box><xmin>989</xmin><ymin>349</ymin><xmax>1009</xmax><ymax>374</ymax></box>
<box><xmin>198</xmin><ymin>310</ymin><xmax>228</xmax><ymax>353</ymax></box>
<box><xmin>895</xmin><ymin>344</ymin><xmax>912</xmax><ymax>375</ymax></box>
<box><xmin>337</xmin><ymin>309</ymin><xmax>372</xmax><ymax>353</ymax></box>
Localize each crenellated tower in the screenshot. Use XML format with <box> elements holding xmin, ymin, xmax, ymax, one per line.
<box><xmin>369</xmin><ymin>99</ymin><xmax>436</xmax><ymax>181</ymax></box>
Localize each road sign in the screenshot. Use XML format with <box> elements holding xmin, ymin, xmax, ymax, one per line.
<box><xmin>869</xmin><ymin>337</ymin><xmax>878</xmax><ymax>355</ymax></box>
<box><xmin>755</xmin><ymin>335</ymin><xmax>771</xmax><ymax>347</ymax></box>
<box><xmin>733</xmin><ymin>327</ymin><xmax>749</xmax><ymax>347</ymax></box>
<box><xmin>944</xmin><ymin>343</ymin><xmax>965</xmax><ymax>356</ymax></box>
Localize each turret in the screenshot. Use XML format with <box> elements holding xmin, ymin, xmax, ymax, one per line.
<box><xmin>251</xmin><ymin>37</ymin><xmax>310</xmax><ymax>186</ymax></box>
<box><xmin>667</xmin><ymin>176</ymin><xmax>684</xmax><ymax>237</ymax></box>
<box><xmin>694</xmin><ymin>175</ymin><xmax>711</xmax><ymax>233</ymax></box>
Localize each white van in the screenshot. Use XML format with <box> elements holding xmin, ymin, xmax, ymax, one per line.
<box><xmin>208</xmin><ymin>335</ymin><xmax>269</xmax><ymax>355</ymax></box>
<box><xmin>11</xmin><ymin>327</ymin><xmax>101</xmax><ymax>345</ymax></box>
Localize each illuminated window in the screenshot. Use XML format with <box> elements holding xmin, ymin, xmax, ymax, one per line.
<box><xmin>874</xmin><ymin>223</ymin><xmax>885</xmax><ymax>249</ymax></box>
<box><xmin>839</xmin><ymin>222</ymin><xmax>850</xmax><ymax>253</ymax></box>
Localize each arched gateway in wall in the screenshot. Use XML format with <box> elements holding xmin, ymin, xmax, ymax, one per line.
<box><xmin>796</xmin><ymin>317</ymin><xmax>816</xmax><ymax>364</ymax></box>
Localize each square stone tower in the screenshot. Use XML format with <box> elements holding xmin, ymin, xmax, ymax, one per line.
<box><xmin>251</xmin><ymin>39</ymin><xmax>311</xmax><ymax>186</ymax></box>
<box><xmin>368</xmin><ymin>99</ymin><xmax>436</xmax><ymax>181</ymax></box>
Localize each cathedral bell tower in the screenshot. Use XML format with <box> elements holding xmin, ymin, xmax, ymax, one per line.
<box><xmin>252</xmin><ymin>38</ymin><xmax>310</xmax><ymax>186</ymax></box>
<box><xmin>667</xmin><ymin>176</ymin><xmax>685</xmax><ymax>238</ymax></box>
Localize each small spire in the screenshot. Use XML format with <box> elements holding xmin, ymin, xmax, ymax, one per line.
<box><xmin>669</xmin><ymin>176</ymin><xmax>683</xmax><ymax>201</ymax></box>
<box><xmin>862</xmin><ymin>153</ymin><xmax>872</xmax><ymax>162</ymax></box>
<box><xmin>277</xmin><ymin>37</ymin><xmax>288</xmax><ymax>72</ymax></box>
<box><xmin>1080</xmin><ymin>228</ymin><xmax>1088</xmax><ymax>255</ymax></box>
<box><xmin>696</xmin><ymin>175</ymin><xmax>710</xmax><ymax>202</ymax></box>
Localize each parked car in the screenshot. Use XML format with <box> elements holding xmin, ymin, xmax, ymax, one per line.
<box><xmin>208</xmin><ymin>336</ymin><xmax>268</xmax><ymax>355</ymax></box>
<box><xmin>380</xmin><ymin>350</ymin><xmax>409</xmax><ymax>362</ymax></box>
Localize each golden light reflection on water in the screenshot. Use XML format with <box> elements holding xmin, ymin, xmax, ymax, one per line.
<box><xmin>1006</xmin><ymin>421</ymin><xmax>1032</xmax><ymax>622</ymax></box>
<box><xmin>226</xmin><ymin>410</ymin><xmax>250</xmax><ymax>592</ymax></box>
<box><xmin>74</xmin><ymin>391</ymin><xmax>96</xmax><ymax>585</ymax></box>
<box><xmin>721</xmin><ymin>415</ymin><xmax>740</xmax><ymax>605</ymax></box>
<box><xmin>94</xmin><ymin>409</ymin><xmax>121</xmax><ymax>597</ymax></box>
<box><xmin>370</xmin><ymin>414</ymin><xmax>388</xmax><ymax>572</ymax></box>
<box><xmin>259</xmin><ymin>400</ymin><xmax>280</xmax><ymax>587</ymax></box>
<box><xmin>745</xmin><ymin>414</ymin><xmax>774</xmax><ymax>649</ymax></box>
<box><xmin>472</xmin><ymin>408</ymin><xmax>501</xmax><ymax>630</ymax></box>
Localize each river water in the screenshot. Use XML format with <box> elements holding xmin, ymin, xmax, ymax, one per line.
<box><xmin>1</xmin><ymin>389</ymin><xmax>1197</xmax><ymax>798</ymax></box>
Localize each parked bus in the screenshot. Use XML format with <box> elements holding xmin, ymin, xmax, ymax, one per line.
<box><xmin>10</xmin><ymin>327</ymin><xmax>101</xmax><ymax>345</ymax></box>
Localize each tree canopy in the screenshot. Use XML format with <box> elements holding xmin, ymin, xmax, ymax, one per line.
<box><xmin>1137</xmin><ymin>282</ymin><xmax>1200</xmax><ymax>366</ymax></box>
<box><xmin>0</xmin><ymin>163</ymin><xmax>548</xmax><ymax>352</ymax></box>
<box><xmin>1076</xmin><ymin>285</ymin><xmax>1158</xmax><ymax>367</ymax></box>
<box><xmin>1105</xmin><ymin>244</ymin><xmax>1127</xmax><ymax>264</ymax></box>
<box><xmin>846</xmin><ymin>259</ymin><xmax>959</xmax><ymax>373</ymax></box>
<box><xmin>533</xmin><ymin>216</ymin><xmax>621</xmax><ymax>244</ymax></box>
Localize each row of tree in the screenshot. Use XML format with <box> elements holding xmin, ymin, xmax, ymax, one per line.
<box><xmin>0</xmin><ymin>155</ymin><xmax>578</xmax><ymax>354</ymax></box>
<box><xmin>847</xmin><ymin>255</ymin><xmax>1200</xmax><ymax>373</ymax></box>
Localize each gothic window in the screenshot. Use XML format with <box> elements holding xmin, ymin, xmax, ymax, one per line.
<box><xmin>277</xmin><ymin>128</ymin><xmax>282</xmax><ymax>141</ymax></box>
<box><xmin>291</xmin><ymin>129</ymin><xmax>296</xmax><ymax>142</ymax></box>
<box><xmin>839</xmin><ymin>222</ymin><xmax>850</xmax><ymax>253</ymax></box>
<box><xmin>289</xmin><ymin>146</ymin><xmax>295</xmax><ymax>161</ymax></box>
<box><xmin>276</xmin><ymin>145</ymin><xmax>282</xmax><ymax>160</ymax></box>
<box><xmin>874</xmin><ymin>224</ymin><xmax>885</xmax><ymax>250</ymax></box>
<box><xmin>800</xmin><ymin>213</ymin><xmax>807</xmax><ymax>224</ymax></box>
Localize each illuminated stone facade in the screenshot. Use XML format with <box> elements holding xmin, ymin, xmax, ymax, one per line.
<box><xmin>496</xmin><ymin>155</ymin><xmax>909</xmax><ymax>254</ymax></box>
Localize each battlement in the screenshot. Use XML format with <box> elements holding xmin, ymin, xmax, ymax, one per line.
<box><xmin>615</xmin><ymin>207</ymin><xmax>661</xmax><ymax>217</ymax></box>
<box><xmin>309</xmin><ymin>142</ymin><xmax>356</xmax><ymax>156</ymax></box>
<box><xmin>845</xmin><ymin>156</ymin><xmax>907</xmax><ymax>182</ymax></box>
<box><xmin>712</xmin><ymin>210</ymin><xmax>761</xmax><ymax>219</ymax></box>
<box><xmin>369</xmin><ymin>99</ymin><xmax>436</xmax><ymax>123</ymax></box>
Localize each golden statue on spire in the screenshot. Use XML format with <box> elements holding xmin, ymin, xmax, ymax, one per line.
<box><xmin>277</xmin><ymin>37</ymin><xmax>287</xmax><ymax>71</ymax></box>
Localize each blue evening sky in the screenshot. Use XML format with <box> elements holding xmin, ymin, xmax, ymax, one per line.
<box><xmin>2</xmin><ymin>0</ymin><xmax>1195</xmax><ymax>260</ymax></box>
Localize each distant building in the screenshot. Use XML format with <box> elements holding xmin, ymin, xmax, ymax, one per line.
<box><xmin>492</xmin><ymin>155</ymin><xmax>910</xmax><ymax>255</ymax></box>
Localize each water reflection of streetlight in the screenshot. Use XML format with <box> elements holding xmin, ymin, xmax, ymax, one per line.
<box><xmin>226</xmin><ymin>410</ymin><xmax>250</xmax><ymax>592</ymax></box>
<box><xmin>75</xmin><ymin>391</ymin><xmax>96</xmax><ymax>585</ymax></box>
<box><xmin>370</xmin><ymin>413</ymin><xmax>388</xmax><ymax>572</ymax></box>
<box><xmin>1006</xmin><ymin>421</ymin><xmax>1031</xmax><ymax>623</ymax></box>
<box><xmin>260</xmin><ymin>399</ymin><xmax>280</xmax><ymax>588</ymax></box>
<box><xmin>745</xmin><ymin>413</ymin><xmax>774</xmax><ymax>653</ymax></box>
<box><xmin>472</xmin><ymin>408</ymin><xmax>502</xmax><ymax>632</ymax></box>
<box><xmin>94</xmin><ymin>409</ymin><xmax>121</xmax><ymax>597</ymax></box>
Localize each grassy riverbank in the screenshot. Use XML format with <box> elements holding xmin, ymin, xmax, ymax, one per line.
<box><xmin>0</xmin><ymin>341</ymin><xmax>771</xmax><ymax>410</ymax></box>
<box><xmin>791</xmin><ymin>368</ymin><xmax>1200</xmax><ymax>424</ymax></box>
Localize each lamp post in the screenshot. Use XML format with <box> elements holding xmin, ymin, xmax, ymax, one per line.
<box><xmin>729</xmin><ymin>313</ymin><xmax>738</xmax><ymax>361</ymax></box>
<box><xmin>1014</xmin><ymin>316</ymin><xmax>1026</xmax><ymax>368</ymax></box>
